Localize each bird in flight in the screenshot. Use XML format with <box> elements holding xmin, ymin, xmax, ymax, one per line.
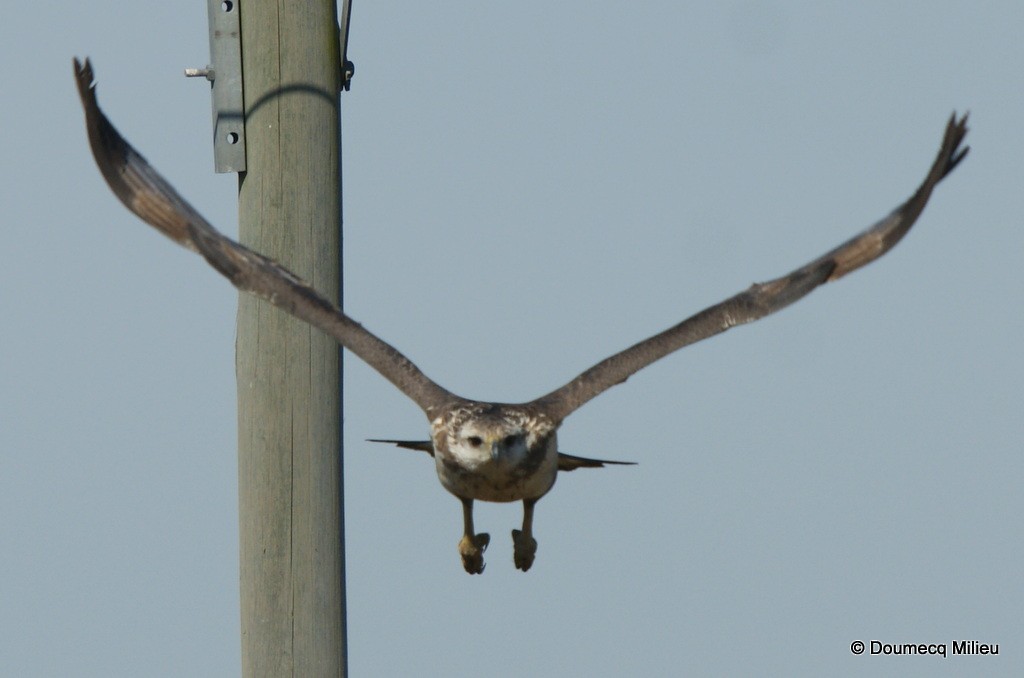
<box><xmin>74</xmin><ymin>58</ymin><xmax>968</xmax><ymax>573</ymax></box>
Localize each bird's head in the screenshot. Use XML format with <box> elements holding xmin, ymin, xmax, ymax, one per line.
<box><xmin>435</xmin><ymin>403</ymin><xmax>557</xmax><ymax>475</ymax></box>
<box><xmin>452</xmin><ymin>418</ymin><xmax>530</xmax><ymax>468</ymax></box>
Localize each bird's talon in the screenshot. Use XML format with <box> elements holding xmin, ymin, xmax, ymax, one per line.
<box><xmin>511</xmin><ymin>529</ymin><xmax>538</xmax><ymax>572</ymax></box>
<box><xmin>458</xmin><ymin>533</ymin><xmax>490</xmax><ymax>574</ymax></box>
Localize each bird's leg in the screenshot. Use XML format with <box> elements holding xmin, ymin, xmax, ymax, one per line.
<box><xmin>457</xmin><ymin>497</ymin><xmax>489</xmax><ymax>574</ymax></box>
<box><xmin>512</xmin><ymin>498</ymin><xmax>539</xmax><ymax>572</ymax></box>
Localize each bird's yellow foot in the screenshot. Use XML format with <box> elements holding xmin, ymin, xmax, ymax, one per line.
<box><xmin>458</xmin><ymin>533</ymin><xmax>490</xmax><ymax>574</ymax></box>
<box><xmin>512</xmin><ymin>529</ymin><xmax>538</xmax><ymax>572</ymax></box>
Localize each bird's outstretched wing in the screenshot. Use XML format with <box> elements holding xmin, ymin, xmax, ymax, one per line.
<box><xmin>368</xmin><ymin>439</ymin><xmax>436</xmax><ymax>454</ymax></box>
<box><xmin>530</xmin><ymin>114</ymin><xmax>969</xmax><ymax>424</ymax></box>
<box><xmin>73</xmin><ymin>58</ymin><xmax>458</xmax><ymax>419</ymax></box>
<box><xmin>554</xmin><ymin>452</ymin><xmax>637</xmax><ymax>472</ymax></box>
<box><xmin>368</xmin><ymin>439</ymin><xmax>636</xmax><ymax>471</ymax></box>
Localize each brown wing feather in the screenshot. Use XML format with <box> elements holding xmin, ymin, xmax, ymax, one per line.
<box><xmin>367</xmin><ymin>439</ymin><xmax>436</xmax><ymax>456</ymax></box>
<box><xmin>530</xmin><ymin>114</ymin><xmax>969</xmax><ymax>423</ymax></box>
<box><xmin>555</xmin><ymin>452</ymin><xmax>637</xmax><ymax>472</ymax></box>
<box><xmin>74</xmin><ymin>58</ymin><xmax>458</xmax><ymax>419</ymax></box>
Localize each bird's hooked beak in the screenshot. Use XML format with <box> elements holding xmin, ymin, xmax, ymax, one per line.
<box><xmin>490</xmin><ymin>438</ymin><xmax>502</xmax><ymax>462</ymax></box>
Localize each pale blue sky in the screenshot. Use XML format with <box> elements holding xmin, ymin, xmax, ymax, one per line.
<box><xmin>2</xmin><ymin>2</ymin><xmax>1021</xmax><ymax>676</ymax></box>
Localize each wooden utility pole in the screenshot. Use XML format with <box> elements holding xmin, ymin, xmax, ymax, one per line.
<box><xmin>236</xmin><ymin>2</ymin><xmax>346</xmax><ymax>675</ymax></box>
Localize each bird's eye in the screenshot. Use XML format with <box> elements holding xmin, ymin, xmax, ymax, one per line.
<box><xmin>504</xmin><ymin>434</ymin><xmax>518</xmax><ymax>447</ymax></box>
<box><xmin>467</xmin><ymin>436</ymin><xmax>483</xmax><ymax>447</ymax></box>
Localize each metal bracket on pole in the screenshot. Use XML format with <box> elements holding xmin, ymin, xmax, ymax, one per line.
<box><xmin>340</xmin><ymin>0</ymin><xmax>354</xmax><ymax>91</ymax></box>
<box><xmin>185</xmin><ymin>0</ymin><xmax>245</xmax><ymax>173</ymax></box>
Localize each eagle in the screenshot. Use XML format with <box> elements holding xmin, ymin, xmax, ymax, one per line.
<box><xmin>73</xmin><ymin>58</ymin><xmax>968</xmax><ymax>573</ymax></box>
